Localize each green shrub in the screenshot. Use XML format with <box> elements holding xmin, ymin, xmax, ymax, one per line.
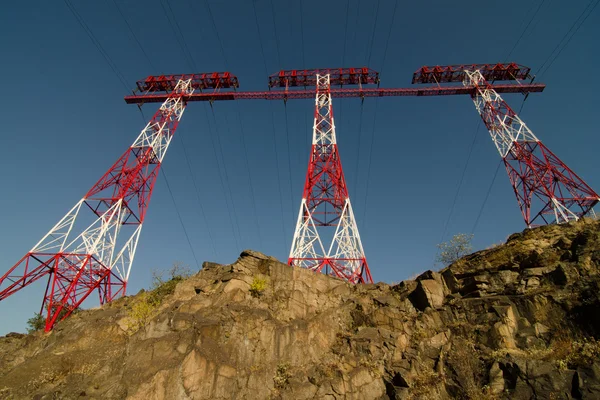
<box><xmin>273</xmin><ymin>363</ymin><xmax>291</xmax><ymax>388</ymax></box>
<box><xmin>26</xmin><ymin>313</ymin><xmax>45</xmax><ymax>334</ymax></box>
<box><xmin>127</xmin><ymin>292</ymin><xmax>160</xmax><ymax>333</ymax></box>
<box><xmin>249</xmin><ymin>276</ymin><xmax>267</xmax><ymax>298</ymax></box>
<box><xmin>436</xmin><ymin>233</ymin><xmax>474</xmax><ymax>266</ymax></box>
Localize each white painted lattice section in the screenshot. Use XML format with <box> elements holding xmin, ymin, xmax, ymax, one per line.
<box><xmin>463</xmin><ymin>70</ymin><xmax>538</xmax><ymax>158</ymax></box>
<box><xmin>30</xmin><ymin>79</ymin><xmax>194</xmax><ymax>283</ymax></box>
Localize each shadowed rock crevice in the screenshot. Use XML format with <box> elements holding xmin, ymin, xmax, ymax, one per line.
<box><xmin>1</xmin><ymin>219</ymin><xmax>600</xmax><ymax>399</ymax></box>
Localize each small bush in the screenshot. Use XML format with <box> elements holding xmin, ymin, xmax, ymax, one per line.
<box><xmin>273</xmin><ymin>363</ymin><xmax>291</xmax><ymax>389</ymax></box>
<box><xmin>26</xmin><ymin>313</ymin><xmax>45</xmax><ymax>334</ymax></box>
<box><xmin>127</xmin><ymin>292</ymin><xmax>160</xmax><ymax>333</ymax></box>
<box><xmin>436</xmin><ymin>233</ymin><xmax>474</xmax><ymax>266</ymax></box>
<box><xmin>249</xmin><ymin>276</ymin><xmax>267</xmax><ymax>298</ymax></box>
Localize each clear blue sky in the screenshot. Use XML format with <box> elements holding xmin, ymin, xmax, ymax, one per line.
<box><xmin>1</xmin><ymin>0</ymin><xmax>599</xmax><ymax>334</ymax></box>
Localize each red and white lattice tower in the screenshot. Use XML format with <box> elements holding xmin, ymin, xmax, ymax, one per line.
<box><xmin>464</xmin><ymin>69</ymin><xmax>599</xmax><ymax>227</ymax></box>
<box><xmin>0</xmin><ymin>78</ymin><xmax>195</xmax><ymax>331</ymax></box>
<box><xmin>288</xmin><ymin>74</ymin><xmax>373</xmax><ymax>284</ymax></box>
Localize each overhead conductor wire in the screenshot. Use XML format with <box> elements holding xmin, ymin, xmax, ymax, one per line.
<box><xmin>252</xmin><ymin>0</ymin><xmax>289</xmax><ymax>251</ymax></box>
<box><xmin>198</xmin><ymin>0</ymin><xmax>263</xmax><ymax>249</ymax></box>
<box><xmin>160</xmin><ymin>0</ymin><xmax>242</xmax><ymax>251</ymax></box>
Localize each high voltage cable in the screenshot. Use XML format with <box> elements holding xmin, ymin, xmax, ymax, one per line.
<box><xmin>234</xmin><ymin>102</ymin><xmax>264</xmax><ymax>248</ymax></box>
<box><xmin>209</xmin><ymin>107</ymin><xmax>243</xmax><ymax>250</ymax></box>
<box><xmin>366</xmin><ymin>0</ymin><xmax>381</xmax><ymax>67</ymax></box>
<box><xmin>161</xmin><ymin>0</ymin><xmax>245</xmax><ymax>250</ymax></box>
<box><xmin>111</xmin><ymin>0</ymin><xmax>157</xmax><ymax>72</ymax></box>
<box><xmin>471</xmin><ymin>160</ymin><xmax>503</xmax><ymax>234</ymax></box>
<box><xmin>338</xmin><ymin>0</ymin><xmax>351</xmax><ymax>145</ymax></box>
<box><xmin>159</xmin><ymin>0</ymin><xmax>196</xmax><ymax>70</ymax></box>
<box><xmin>200</xmin><ymin>0</ymin><xmax>229</xmax><ymax>67</ymax></box>
<box><xmin>177</xmin><ymin>131</ymin><xmax>218</xmax><ymax>259</ymax></box>
<box><xmin>269</xmin><ymin>0</ymin><xmax>295</xmax><ymax>220</ymax></box>
<box><xmin>361</xmin><ymin>99</ymin><xmax>379</xmax><ymax>229</ymax></box>
<box><xmin>284</xmin><ymin>105</ymin><xmax>295</xmax><ymax>219</ymax></box>
<box><xmin>160</xmin><ymin>168</ymin><xmax>201</xmax><ymax>269</ymax></box>
<box><xmin>201</xmin><ymin>104</ymin><xmax>242</xmax><ymax>249</ymax></box>
<box><xmin>63</xmin><ymin>0</ymin><xmax>129</xmax><ymax>91</ymax></box>
<box><xmin>439</xmin><ymin>121</ymin><xmax>481</xmax><ymax>244</ymax></box>
<box><xmin>196</xmin><ymin>0</ymin><xmax>263</xmax><ymax>248</ymax></box>
<box><xmin>252</xmin><ymin>0</ymin><xmax>289</xmax><ymax>251</ymax></box>
<box><xmin>504</xmin><ymin>0</ymin><xmax>546</xmax><ymax>61</ymax></box>
<box><xmin>270</xmin><ymin>0</ymin><xmax>282</xmax><ymax>67</ymax></box>
<box><xmin>537</xmin><ymin>0</ymin><xmax>600</xmax><ymax>78</ymax></box>
<box><xmin>362</xmin><ymin>0</ymin><xmax>397</xmax><ymax>229</ymax></box>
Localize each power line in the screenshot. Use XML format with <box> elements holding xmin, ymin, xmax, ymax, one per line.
<box><xmin>209</xmin><ymin>107</ymin><xmax>243</xmax><ymax>250</ymax></box>
<box><xmin>270</xmin><ymin>0</ymin><xmax>282</xmax><ymax>67</ymax></box>
<box><xmin>504</xmin><ymin>0</ymin><xmax>546</xmax><ymax>61</ymax></box>
<box><xmin>361</xmin><ymin>98</ymin><xmax>379</xmax><ymax>229</ymax></box>
<box><xmin>199</xmin><ymin>0</ymin><xmax>229</xmax><ymax>67</ymax></box>
<box><xmin>537</xmin><ymin>0</ymin><xmax>599</xmax><ymax>78</ymax></box>
<box><xmin>197</xmin><ymin>0</ymin><xmax>262</xmax><ymax>249</ymax></box>
<box><xmin>366</xmin><ymin>0</ymin><xmax>381</xmax><ymax>67</ymax></box>
<box><xmin>234</xmin><ymin>102</ymin><xmax>264</xmax><ymax>248</ymax></box>
<box><xmin>200</xmin><ymin>104</ymin><xmax>242</xmax><ymax>250</ymax></box>
<box><xmin>63</xmin><ymin>0</ymin><xmax>129</xmax><ymax>91</ymax></box>
<box><xmin>341</xmin><ymin>0</ymin><xmax>350</xmax><ymax>66</ymax></box>
<box><xmin>299</xmin><ymin>0</ymin><xmax>306</xmax><ymax>69</ymax></box>
<box><xmin>253</xmin><ymin>0</ymin><xmax>289</xmax><ymax>251</ymax></box>
<box><xmin>284</xmin><ymin>105</ymin><xmax>295</xmax><ymax>219</ymax></box>
<box><xmin>111</xmin><ymin>0</ymin><xmax>157</xmax><ymax>72</ymax></box>
<box><xmin>177</xmin><ymin>130</ymin><xmax>218</xmax><ymax>259</ymax></box>
<box><xmin>159</xmin><ymin>0</ymin><xmax>196</xmax><ymax>70</ymax></box>
<box><xmin>471</xmin><ymin>160</ymin><xmax>503</xmax><ymax>234</ymax></box>
<box><xmin>362</xmin><ymin>0</ymin><xmax>397</xmax><ymax>229</ymax></box>
<box><xmin>439</xmin><ymin>121</ymin><xmax>481</xmax><ymax>244</ymax></box>
<box><xmin>160</xmin><ymin>168</ymin><xmax>201</xmax><ymax>269</ymax></box>
<box><xmin>353</xmin><ymin>106</ymin><xmax>365</xmax><ymax>194</ymax></box>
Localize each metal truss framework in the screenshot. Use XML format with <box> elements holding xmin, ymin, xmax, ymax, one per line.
<box><xmin>0</xmin><ymin>63</ymin><xmax>563</xmax><ymax>330</ymax></box>
<box><xmin>0</xmin><ymin>79</ymin><xmax>194</xmax><ymax>331</ymax></box>
<box><xmin>288</xmin><ymin>74</ymin><xmax>373</xmax><ymax>284</ymax></box>
<box><xmin>463</xmin><ymin>70</ymin><xmax>599</xmax><ymax>226</ymax></box>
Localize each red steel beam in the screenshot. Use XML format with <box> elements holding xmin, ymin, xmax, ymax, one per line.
<box><xmin>124</xmin><ymin>83</ymin><xmax>546</xmax><ymax>104</ymax></box>
<box><xmin>412</xmin><ymin>63</ymin><xmax>531</xmax><ymax>84</ymax></box>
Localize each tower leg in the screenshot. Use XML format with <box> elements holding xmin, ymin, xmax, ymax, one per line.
<box><xmin>0</xmin><ymin>79</ymin><xmax>194</xmax><ymax>330</ymax></box>
<box><xmin>464</xmin><ymin>70</ymin><xmax>599</xmax><ymax>227</ymax></box>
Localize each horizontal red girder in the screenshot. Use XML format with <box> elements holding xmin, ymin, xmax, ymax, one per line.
<box><xmin>124</xmin><ymin>83</ymin><xmax>545</xmax><ymax>104</ymax></box>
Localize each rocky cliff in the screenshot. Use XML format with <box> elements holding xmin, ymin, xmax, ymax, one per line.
<box><xmin>1</xmin><ymin>219</ymin><xmax>600</xmax><ymax>399</ymax></box>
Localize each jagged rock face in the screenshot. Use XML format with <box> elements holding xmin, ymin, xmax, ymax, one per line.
<box><xmin>1</xmin><ymin>220</ymin><xmax>600</xmax><ymax>399</ymax></box>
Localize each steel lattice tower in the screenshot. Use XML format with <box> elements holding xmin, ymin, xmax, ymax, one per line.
<box><xmin>412</xmin><ymin>63</ymin><xmax>598</xmax><ymax>227</ymax></box>
<box><xmin>0</xmin><ymin>73</ymin><xmax>239</xmax><ymax>331</ymax></box>
<box><xmin>288</xmin><ymin>74</ymin><xmax>373</xmax><ymax>284</ymax></box>
<box><xmin>464</xmin><ymin>69</ymin><xmax>599</xmax><ymax>226</ymax></box>
<box><xmin>1</xmin><ymin>63</ymin><xmax>550</xmax><ymax>330</ymax></box>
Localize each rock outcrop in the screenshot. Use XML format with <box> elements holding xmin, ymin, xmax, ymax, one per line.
<box><xmin>1</xmin><ymin>220</ymin><xmax>600</xmax><ymax>399</ymax></box>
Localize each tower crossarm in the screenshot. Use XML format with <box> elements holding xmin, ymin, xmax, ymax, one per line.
<box><xmin>269</xmin><ymin>67</ymin><xmax>379</xmax><ymax>89</ymax></box>
<box><xmin>135</xmin><ymin>72</ymin><xmax>239</xmax><ymax>94</ymax></box>
<box><xmin>412</xmin><ymin>62</ymin><xmax>531</xmax><ymax>84</ymax></box>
